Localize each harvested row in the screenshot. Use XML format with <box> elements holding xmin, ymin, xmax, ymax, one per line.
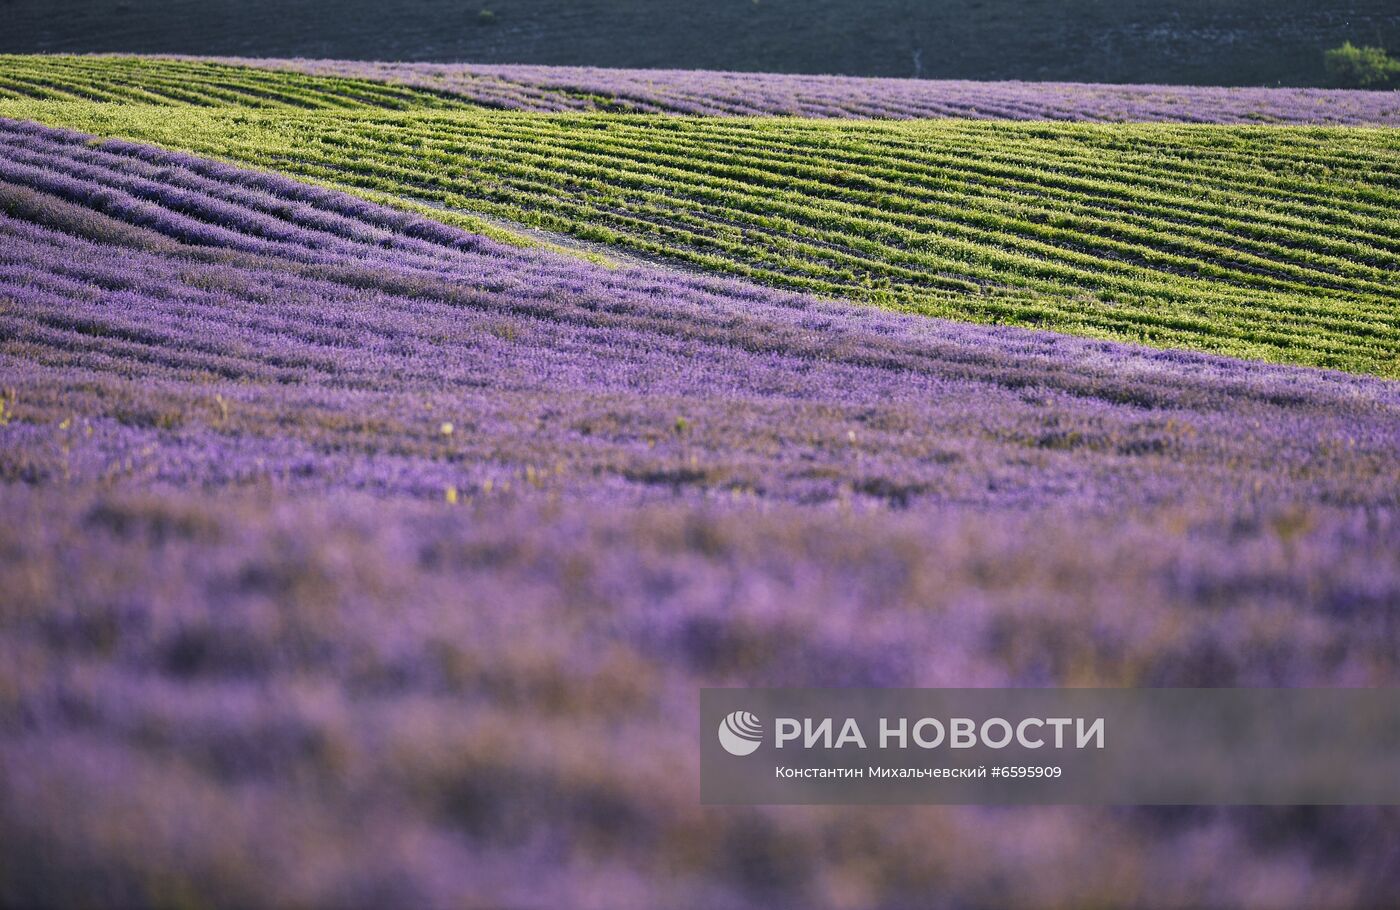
<box><xmin>0</xmin><ymin>54</ymin><xmax>472</xmax><ymax>110</ymax></box>
<box><xmin>10</xmin><ymin>100</ymin><xmax>1399</xmax><ymax>375</ymax></box>
<box><xmin>258</xmin><ymin>57</ymin><xmax>1400</xmax><ymax>124</ymax></box>
<box><xmin>4</xmin><ymin>120</ymin><xmax>1400</xmax><ymax>909</ymax></box>
<box><xmin>8</xmin><ymin>56</ymin><xmax>1400</xmax><ymax>125</ymax></box>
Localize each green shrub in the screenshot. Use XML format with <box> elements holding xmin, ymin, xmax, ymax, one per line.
<box><xmin>1323</xmin><ymin>42</ymin><xmax>1400</xmax><ymax>88</ymax></box>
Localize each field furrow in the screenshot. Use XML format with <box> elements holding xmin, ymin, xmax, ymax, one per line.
<box><xmin>245</xmin><ymin>57</ymin><xmax>1400</xmax><ymax>125</ymax></box>
<box><xmin>7</xmin><ymin>98</ymin><xmax>1394</xmax><ymax>374</ymax></box>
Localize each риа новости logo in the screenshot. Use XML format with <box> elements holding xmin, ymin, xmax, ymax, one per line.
<box><xmin>718</xmin><ymin>711</ymin><xmax>763</xmax><ymax>756</ymax></box>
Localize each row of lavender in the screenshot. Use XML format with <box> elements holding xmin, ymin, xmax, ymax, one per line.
<box><xmin>3</xmin><ymin>119</ymin><xmax>1400</xmax><ymax>906</ymax></box>
<box><xmin>227</xmin><ymin>56</ymin><xmax>1400</xmax><ymax>124</ymax></box>
<box><xmin>4</xmin><ymin>119</ymin><xmax>1397</xmax><ymax>510</ymax></box>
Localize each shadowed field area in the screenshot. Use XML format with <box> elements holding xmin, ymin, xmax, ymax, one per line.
<box><xmin>4</xmin><ymin>0</ymin><xmax>1400</xmax><ymax>86</ymax></box>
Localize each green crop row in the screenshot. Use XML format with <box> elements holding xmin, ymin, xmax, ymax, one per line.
<box><xmin>4</xmin><ymin>95</ymin><xmax>1399</xmax><ymax>377</ymax></box>
<box><xmin>0</xmin><ymin>55</ymin><xmax>473</xmax><ymax>111</ymax></box>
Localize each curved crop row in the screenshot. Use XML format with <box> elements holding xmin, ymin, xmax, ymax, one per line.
<box><xmin>6</xmin><ymin>56</ymin><xmax>1400</xmax><ymax>125</ymax></box>
<box><xmin>207</xmin><ymin>56</ymin><xmax>1400</xmax><ymax>124</ymax></box>
<box><xmin>8</xmin><ymin>99</ymin><xmax>1398</xmax><ymax>375</ymax></box>
<box><xmin>7</xmin><ymin>117</ymin><xmax>1398</xmax><ymax>508</ymax></box>
<box><xmin>0</xmin><ymin>54</ymin><xmax>471</xmax><ymax>110</ymax></box>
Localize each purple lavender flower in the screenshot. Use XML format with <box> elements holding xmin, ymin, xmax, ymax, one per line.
<box><xmin>224</xmin><ymin>57</ymin><xmax>1400</xmax><ymax>125</ymax></box>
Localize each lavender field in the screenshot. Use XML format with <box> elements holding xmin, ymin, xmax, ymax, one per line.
<box><xmin>238</xmin><ymin>57</ymin><xmax>1400</xmax><ymax>123</ymax></box>
<box><xmin>5</xmin><ymin>55</ymin><xmax>1400</xmax><ymax>124</ymax></box>
<box><xmin>3</xmin><ymin>110</ymin><xmax>1400</xmax><ymax>907</ymax></box>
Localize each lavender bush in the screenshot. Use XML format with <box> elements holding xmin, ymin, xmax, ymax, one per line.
<box><xmin>231</xmin><ymin>57</ymin><xmax>1400</xmax><ymax>124</ymax></box>
<box><xmin>3</xmin><ymin>119</ymin><xmax>1400</xmax><ymax>907</ymax></box>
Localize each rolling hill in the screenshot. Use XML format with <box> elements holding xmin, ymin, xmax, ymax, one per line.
<box><xmin>4</xmin><ymin>56</ymin><xmax>1398</xmax><ymax>377</ymax></box>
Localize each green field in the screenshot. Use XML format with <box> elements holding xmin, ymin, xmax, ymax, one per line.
<box><xmin>0</xmin><ymin>55</ymin><xmax>471</xmax><ymax>110</ymax></box>
<box><xmin>7</xmin><ymin>95</ymin><xmax>1399</xmax><ymax>377</ymax></box>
